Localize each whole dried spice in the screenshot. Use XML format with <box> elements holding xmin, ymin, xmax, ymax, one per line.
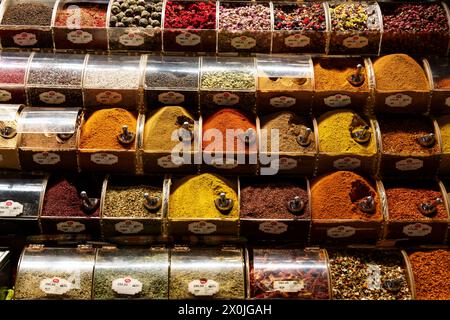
<box><xmin>55</xmin><ymin>3</ymin><xmax>107</xmax><ymax>27</ymax></box>
<box><xmin>261</xmin><ymin>112</ymin><xmax>315</xmax><ymax>153</ymax></box>
<box><xmin>250</xmin><ymin>249</ymin><xmax>329</xmax><ymax>299</ymax></box>
<box><xmin>109</xmin><ymin>0</ymin><xmax>162</xmax><ymax>28</ymax></box>
<box><xmin>329</xmin><ymin>2</ymin><xmax>379</xmax><ymax>31</ymax></box>
<box><xmin>84</xmin><ymin>68</ymin><xmax>140</xmax><ymax>89</ymax></box>
<box><xmin>274</xmin><ymin>3</ymin><xmax>326</xmax><ymax>31</ymax></box>
<box><xmin>219</xmin><ymin>3</ymin><xmax>271</xmax><ymax>31</ymax></box>
<box><xmin>409</xmin><ymin>250</ymin><xmax>450</xmax><ymax>300</ymax></box>
<box><xmin>164</xmin><ymin>2</ymin><xmax>216</xmax><ymax>29</ymax></box>
<box><xmin>314</xmin><ymin>58</ymin><xmax>368</xmax><ymax>92</ymax></box>
<box><xmin>329</xmin><ymin>250</ymin><xmax>412</xmax><ymax>300</ymax></box>
<box><xmin>2</xmin><ymin>2</ymin><xmax>54</xmax><ymax>25</ymax></box>
<box><xmin>79</xmin><ymin>108</ymin><xmax>137</xmax><ymax>150</ymax></box>
<box><xmin>201</xmin><ymin>71</ymin><xmax>255</xmax><ymax>90</ymax></box>
<box><xmin>311</xmin><ymin>171</ymin><xmax>382</xmax><ymax>220</ymax></box>
<box><xmin>437</xmin><ymin>115</ymin><xmax>450</xmax><ymax>153</ymax></box>
<box><xmin>240</xmin><ymin>182</ymin><xmax>309</xmax><ymax>219</ymax></box>
<box><xmin>27</xmin><ymin>58</ymin><xmax>83</xmax><ymax>87</ymax></box>
<box><xmin>379</xmin><ymin>117</ymin><xmax>438</xmax><ymax>155</ymax></box>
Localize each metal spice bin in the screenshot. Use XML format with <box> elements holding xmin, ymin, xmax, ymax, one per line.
<box><xmin>246</xmin><ymin>248</ymin><xmax>330</xmax><ymax>299</ymax></box>
<box><xmin>14</xmin><ymin>244</ymin><xmax>95</xmax><ymax>299</ymax></box>
<box><xmin>82</xmin><ymin>54</ymin><xmax>144</xmax><ymax>110</ymax></box>
<box><xmin>0</xmin><ymin>172</ymin><xmax>46</xmax><ymax>235</ymax></box>
<box><xmin>17</xmin><ymin>107</ymin><xmax>81</xmax><ymax>171</ymax></box>
<box><xmin>0</xmin><ymin>250</ymin><xmax>11</xmax><ymax>288</ymax></box>
<box><xmin>255</xmin><ymin>55</ymin><xmax>314</xmax><ymax>115</ymax></box>
<box><xmin>144</xmin><ymin>55</ymin><xmax>200</xmax><ymax>111</ymax></box>
<box><xmin>0</xmin><ymin>104</ymin><xmax>22</xmax><ymax>170</ymax></box>
<box><xmin>0</xmin><ymin>0</ymin><xmax>57</xmax><ymax>49</ymax></box>
<box><xmin>93</xmin><ymin>246</ymin><xmax>169</xmax><ymax>299</ymax></box>
<box><xmin>52</xmin><ymin>0</ymin><xmax>109</xmax><ymax>51</ymax></box>
<box><xmin>100</xmin><ymin>175</ymin><xmax>166</xmax><ymax>238</ymax></box>
<box><xmin>425</xmin><ymin>57</ymin><xmax>450</xmax><ymax>115</ymax></box>
<box><xmin>239</xmin><ymin>177</ymin><xmax>311</xmax><ymax>243</ymax></box>
<box><xmin>0</xmin><ymin>52</ymin><xmax>30</xmax><ymax>105</ymax></box>
<box><xmin>168</xmin><ymin>246</ymin><xmax>246</xmax><ymax>299</ymax></box>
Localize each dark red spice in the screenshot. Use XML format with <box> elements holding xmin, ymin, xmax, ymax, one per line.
<box><xmin>164</xmin><ymin>1</ymin><xmax>216</xmax><ymax>29</ymax></box>
<box><xmin>0</xmin><ymin>68</ymin><xmax>25</xmax><ymax>84</ymax></box>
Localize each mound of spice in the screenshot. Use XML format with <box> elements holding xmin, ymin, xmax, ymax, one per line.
<box><xmin>202</xmin><ymin>108</ymin><xmax>255</xmax><ymax>152</ymax></box>
<box><xmin>409</xmin><ymin>250</ymin><xmax>450</xmax><ymax>300</ymax></box>
<box><xmin>79</xmin><ymin>108</ymin><xmax>137</xmax><ymax>150</ymax></box>
<box><xmin>240</xmin><ymin>182</ymin><xmax>309</xmax><ymax>220</ymax></box>
<box><xmin>170</xmin><ymin>173</ymin><xmax>238</xmax><ymax>220</ymax></box>
<box><xmin>145</xmin><ymin>59</ymin><xmax>198</xmax><ymax>89</ymax></box>
<box><xmin>201</xmin><ymin>70</ymin><xmax>255</xmax><ymax>90</ymax></box>
<box><xmin>55</xmin><ymin>3</ymin><xmax>107</xmax><ymax>27</ymax></box>
<box><xmin>311</xmin><ymin>171</ymin><xmax>381</xmax><ymax>220</ymax></box>
<box><xmin>273</xmin><ymin>3</ymin><xmax>326</xmax><ymax>31</ymax></box>
<box><xmin>143</xmin><ymin>106</ymin><xmax>195</xmax><ymax>152</ymax></box>
<box><xmin>261</xmin><ymin>112</ymin><xmax>315</xmax><ymax>153</ymax></box>
<box><xmin>437</xmin><ymin>115</ymin><xmax>450</xmax><ymax>153</ymax></box>
<box><xmin>379</xmin><ymin>117</ymin><xmax>438</xmax><ymax>155</ymax></box>
<box><xmin>109</xmin><ymin>0</ymin><xmax>162</xmax><ymax>28</ymax></box>
<box><xmin>164</xmin><ymin>1</ymin><xmax>215</xmax><ymax>29</ymax></box>
<box><xmin>84</xmin><ymin>57</ymin><xmax>141</xmax><ymax>89</ymax></box>
<box><xmin>329</xmin><ymin>250</ymin><xmax>411</xmax><ymax>300</ymax></box>
<box><xmin>314</xmin><ymin>58</ymin><xmax>368</xmax><ymax>92</ymax></box>
<box><xmin>373</xmin><ymin>54</ymin><xmax>429</xmax><ymax>91</ymax></box>
<box><xmin>317</xmin><ymin>110</ymin><xmax>375</xmax><ymax>154</ymax></box>
<box><xmin>329</xmin><ymin>2</ymin><xmax>379</xmax><ymax>32</ymax></box>
<box><xmin>1</xmin><ymin>2</ymin><xmax>54</xmax><ymax>25</ymax></box>
<box><xmin>385</xmin><ymin>187</ymin><xmax>447</xmax><ymax>221</ymax></box>
<box><xmin>219</xmin><ymin>3</ymin><xmax>271</xmax><ymax>31</ymax></box>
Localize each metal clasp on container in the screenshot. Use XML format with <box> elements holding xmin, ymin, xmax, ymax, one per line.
<box><xmin>238</xmin><ymin>128</ymin><xmax>256</xmax><ymax>146</ymax></box>
<box><xmin>297</xmin><ymin>127</ymin><xmax>312</xmax><ymax>147</ymax></box>
<box><xmin>215</xmin><ymin>192</ymin><xmax>234</xmax><ymax>214</ymax></box>
<box><xmin>117</xmin><ymin>125</ymin><xmax>135</xmax><ymax>145</ymax></box>
<box><xmin>177</xmin><ymin>121</ymin><xmax>194</xmax><ymax>143</ymax></box>
<box><xmin>357</xmin><ymin>195</ymin><xmax>376</xmax><ymax>214</ymax></box>
<box><xmin>80</xmin><ymin>191</ymin><xmax>100</xmax><ymax>214</ymax></box>
<box><xmin>287</xmin><ymin>196</ymin><xmax>306</xmax><ymax>215</ymax></box>
<box><xmin>143</xmin><ymin>192</ymin><xmax>162</xmax><ymax>212</ymax></box>
<box><xmin>0</xmin><ymin>125</ymin><xmax>17</xmax><ymax>139</ymax></box>
<box><xmin>347</xmin><ymin>64</ymin><xmax>365</xmax><ymax>87</ymax></box>
<box><xmin>418</xmin><ymin>197</ymin><xmax>443</xmax><ymax>217</ymax></box>
<box><xmin>417</xmin><ymin>133</ymin><xmax>436</xmax><ymax>148</ymax></box>
<box><xmin>350</xmin><ymin>125</ymin><xmax>371</xmax><ymax>144</ymax></box>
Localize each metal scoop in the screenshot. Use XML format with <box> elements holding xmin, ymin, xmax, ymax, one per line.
<box><xmin>214</xmin><ymin>192</ymin><xmax>234</xmax><ymax>214</ymax></box>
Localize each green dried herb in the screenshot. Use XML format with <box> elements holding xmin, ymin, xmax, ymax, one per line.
<box><xmin>201</xmin><ymin>71</ymin><xmax>255</xmax><ymax>90</ymax></box>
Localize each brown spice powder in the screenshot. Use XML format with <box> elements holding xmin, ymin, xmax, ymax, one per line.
<box><xmin>258</xmin><ymin>76</ymin><xmax>312</xmax><ymax>91</ymax></box>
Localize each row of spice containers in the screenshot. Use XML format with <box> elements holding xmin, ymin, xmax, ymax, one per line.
<box><xmin>3</xmin><ymin>52</ymin><xmax>450</xmax><ymax>115</ymax></box>
<box><xmin>0</xmin><ymin>1</ymin><xmax>449</xmax><ymax>56</ymax></box>
<box><xmin>2</xmin><ymin>171</ymin><xmax>450</xmax><ymax>245</ymax></box>
<box><xmin>12</xmin><ymin>245</ymin><xmax>450</xmax><ymax>300</ymax></box>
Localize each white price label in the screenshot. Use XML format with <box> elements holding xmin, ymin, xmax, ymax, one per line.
<box><xmin>333</xmin><ymin>157</ymin><xmax>361</xmax><ymax>170</ymax></box>
<box><xmin>231</xmin><ymin>36</ymin><xmax>256</xmax><ymax>49</ymax></box>
<box><xmin>188</xmin><ymin>279</ymin><xmax>219</xmax><ymax>296</ymax></box>
<box><xmin>327</xmin><ymin>225</ymin><xmax>356</xmax><ymax>238</ymax></box>
<box><xmin>324</xmin><ymin>94</ymin><xmax>351</xmax><ymax>107</ymax></box>
<box><xmin>270</xmin><ymin>96</ymin><xmax>296</xmax><ymax>108</ymax></box>
<box><xmin>56</xmin><ymin>221</ymin><xmax>86</xmax><ymax>233</ymax></box>
<box><xmin>157</xmin><ymin>155</ymin><xmax>184</xmax><ymax>168</ymax></box>
<box><xmin>90</xmin><ymin>153</ymin><xmax>118</xmax><ymax>165</ymax></box>
<box><xmin>158</xmin><ymin>91</ymin><xmax>185</xmax><ymax>105</ymax></box>
<box><xmin>395</xmin><ymin>158</ymin><xmax>423</xmax><ymax>171</ymax></box>
<box><xmin>96</xmin><ymin>91</ymin><xmax>122</xmax><ymax>104</ymax></box>
<box><xmin>0</xmin><ymin>90</ymin><xmax>12</xmax><ymax>102</ymax></box>
<box><xmin>284</xmin><ymin>34</ymin><xmax>310</xmax><ymax>48</ymax></box>
<box><xmin>403</xmin><ymin>223</ymin><xmax>432</xmax><ymax>237</ymax></box>
<box><xmin>40</xmin><ymin>277</ymin><xmax>71</xmax><ymax>295</ymax></box>
<box><xmin>67</xmin><ymin>30</ymin><xmax>93</xmax><ymax>44</ymax></box>
<box><xmin>343</xmin><ymin>35</ymin><xmax>369</xmax><ymax>48</ymax></box>
<box><xmin>0</xmin><ymin>200</ymin><xmax>23</xmax><ymax>217</ymax></box>
<box><xmin>112</xmin><ymin>277</ymin><xmax>143</xmax><ymax>295</ymax></box>
<box><xmin>212</xmin><ymin>92</ymin><xmax>240</xmax><ymax>106</ymax></box>
<box><xmin>13</xmin><ymin>32</ymin><xmax>37</xmax><ymax>46</ymax></box>
<box><xmin>176</xmin><ymin>32</ymin><xmax>201</xmax><ymax>46</ymax></box>
<box><xmin>259</xmin><ymin>221</ymin><xmax>288</xmax><ymax>234</ymax></box>
<box><xmin>188</xmin><ymin>221</ymin><xmax>217</xmax><ymax>234</ymax></box>
<box><xmin>211</xmin><ymin>159</ymin><xmax>238</xmax><ymax>169</ymax></box>
<box><xmin>39</xmin><ymin>91</ymin><xmax>66</xmax><ymax>104</ymax></box>
<box><xmin>32</xmin><ymin>152</ymin><xmax>61</xmax><ymax>165</ymax></box>
<box><xmin>273</xmin><ymin>280</ymin><xmax>304</xmax><ymax>293</ymax></box>
<box><xmin>385</xmin><ymin>94</ymin><xmax>412</xmax><ymax>107</ymax></box>
<box><xmin>445</xmin><ymin>97</ymin><xmax>450</xmax><ymax>107</ymax></box>
<box><xmin>119</xmin><ymin>32</ymin><xmax>144</xmax><ymax>46</ymax></box>
<box><xmin>115</xmin><ymin>220</ymin><xmax>144</xmax><ymax>234</ymax></box>
<box><xmin>278</xmin><ymin>157</ymin><xmax>298</xmax><ymax>170</ymax></box>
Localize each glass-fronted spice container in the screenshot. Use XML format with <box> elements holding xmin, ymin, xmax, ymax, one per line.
<box><xmin>271</xmin><ymin>1</ymin><xmax>328</xmax><ymax>54</ymax></box>
<box><xmin>93</xmin><ymin>247</ymin><xmax>169</xmax><ymax>299</ymax></box>
<box><xmin>14</xmin><ymin>245</ymin><xmax>95</xmax><ymax>300</ymax></box>
<box><xmin>381</xmin><ymin>179</ymin><xmax>449</xmax><ymax>244</ymax></box>
<box><xmin>144</xmin><ymin>56</ymin><xmax>199</xmax><ymax>110</ymax></box>
<box><xmin>316</xmin><ymin>110</ymin><xmax>379</xmax><ymax>176</ymax></box>
<box><xmin>378</xmin><ymin>115</ymin><xmax>441</xmax><ymax>178</ymax></box>
<box><xmin>426</xmin><ymin>57</ymin><xmax>450</xmax><ymax>115</ymax></box>
<box><xmin>0</xmin><ymin>172</ymin><xmax>45</xmax><ymax>235</ymax></box>
<box><xmin>0</xmin><ymin>51</ymin><xmax>30</xmax><ymax>104</ymax></box>
<box><xmin>163</xmin><ymin>1</ymin><xmax>216</xmax><ymax>53</ymax></box>
<box><xmin>310</xmin><ymin>171</ymin><xmax>384</xmax><ymax>244</ymax></box>
<box><xmin>380</xmin><ymin>2</ymin><xmax>450</xmax><ymax>55</ymax></box>
<box><xmin>0</xmin><ymin>0</ymin><xmax>57</xmax><ymax>48</ymax></box>
<box><xmin>108</xmin><ymin>0</ymin><xmax>162</xmax><ymax>52</ymax></box>
<box><xmin>169</xmin><ymin>246</ymin><xmax>245</xmax><ymax>299</ymax></box>
<box><xmin>53</xmin><ymin>0</ymin><xmax>108</xmax><ymax>50</ymax></box>
<box><xmin>17</xmin><ymin>107</ymin><xmax>81</xmax><ymax>171</ymax></box>
<box><xmin>328</xmin><ymin>249</ymin><xmax>413</xmax><ymax>300</ymax></box>
<box><xmin>140</xmin><ymin>106</ymin><xmax>200</xmax><ymax>174</ymax></box>
<box><xmin>0</xmin><ymin>250</ymin><xmax>11</xmax><ymax>288</ymax></box>
<box><xmin>248</xmin><ymin>248</ymin><xmax>329</xmax><ymax>299</ymax></box>
<box><xmin>167</xmin><ymin>174</ymin><xmax>239</xmax><ymax>236</ymax></box>
<box><xmin>312</xmin><ymin>57</ymin><xmax>372</xmax><ymax>114</ymax></box>
<box><xmin>372</xmin><ymin>54</ymin><xmax>430</xmax><ymax>114</ymax></box>
<box><xmin>256</xmin><ymin>56</ymin><xmax>313</xmax><ymax>115</ymax></box>
<box><xmin>83</xmin><ymin>54</ymin><xmax>143</xmax><ymax>110</ymax></box>
<box><xmin>40</xmin><ymin>174</ymin><xmax>103</xmax><ymax>235</ymax></box>
<box><xmin>78</xmin><ymin>108</ymin><xmax>140</xmax><ymax>173</ymax></box>
<box><xmin>200</xmin><ymin>57</ymin><xmax>256</xmax><ymax>111</ymax></box>
<box><xmin>258</xmin><ymin>112</ymin><xmax>317</xmax><ymax>176</ymax></box>
<box><xmin>0</xmin><ymin>104</ymin><xmax>22</xmax><ymax>170</ymax></box>
<box><xmin>327</xmin><ymin>1</ymin><xmax>382</xmax><ymax>55</ymax></box>
<box><xmin>239</xmin><ymin>177</ymin><xmax>311</xmax><ymax>243</ymax></box>
<box><xmin>101</xmin><ymin>175</ymin><xmax>165</xmax><ymax>238</ymax></box>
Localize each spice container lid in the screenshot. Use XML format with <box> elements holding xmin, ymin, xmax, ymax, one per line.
<box><xmin>0</xmin><ymin>51</ymin><xmax>31</xmax><ymax>86</ymax></box>
<box><xmin>256</xmin><ymin>55</ymin><xmax>313</xmax><ymax>82</ymax></box>
<box><xmin>0</xmin><ymin>104</ymin><xmax>22</xmax><ymax>121</ymax></box>
<box><xmin>17</xmin><ymin>107</ymin><xmax>81</xmax><ymax>134</ymax></box>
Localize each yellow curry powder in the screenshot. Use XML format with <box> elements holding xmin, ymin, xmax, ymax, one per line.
<box><xmin>170</xmin><ymin>173</ymin><xmax>239</xmax><ymax>219</ymax></box>
<box><xmin>437</xmin><ymin>114</ymin><xmax>450</xmax><ymax>153</ymax></box>
<box><xmin>317</xmin><ymin>110</ymin><xmax>376</xmax><ymax>154</ymax></box>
